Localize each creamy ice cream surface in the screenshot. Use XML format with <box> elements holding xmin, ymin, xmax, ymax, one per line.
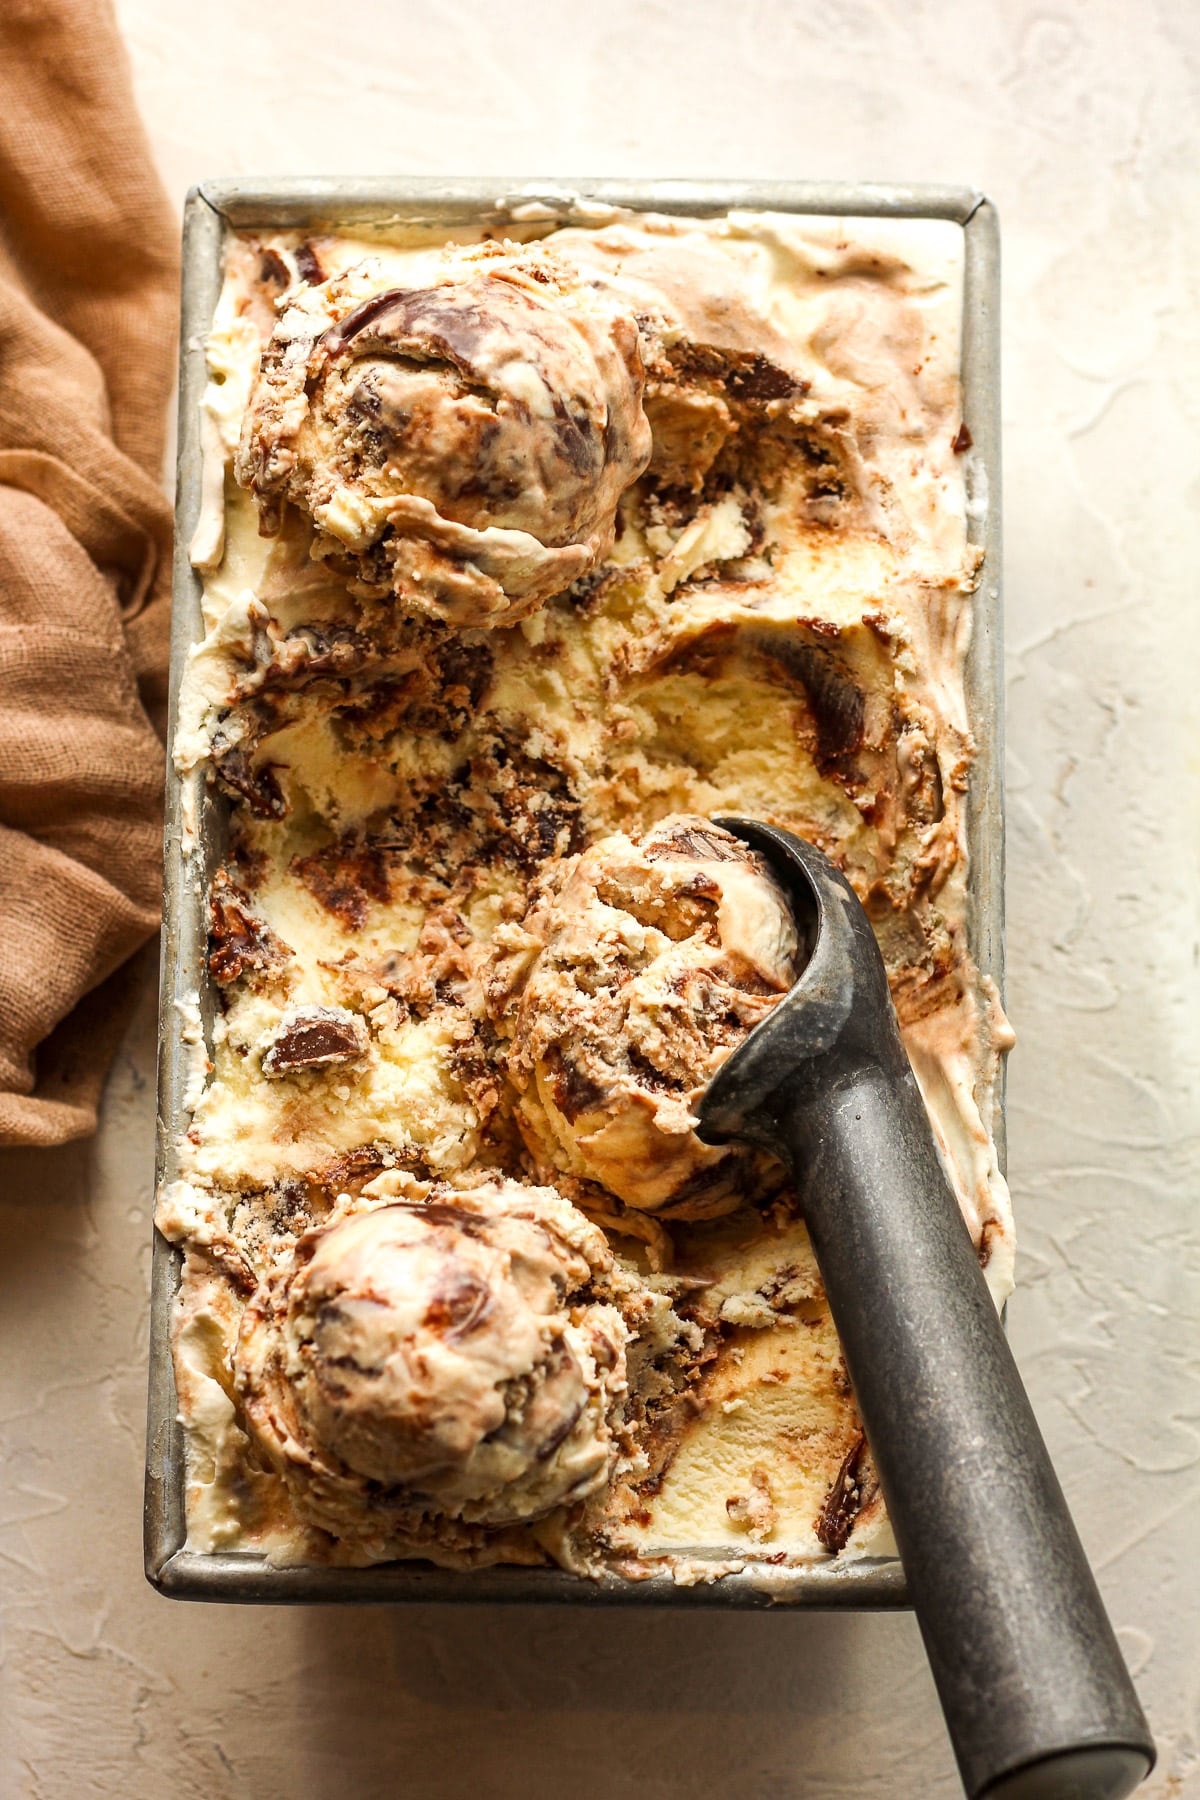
<box><xmin>233</xmin><ymin>1182</ymin><xmax>629</xmax><ymax>1542</ymax></box>
<box><xmin>162</xmin><ymin>203</ymin><xmax>1013</xmax><ymax>1582</ymax></box>
<box><xmin>493</xmin><ymin>816</ymin><xmax>798</xmax><ymax>1214</ymax></box>
<box><xmin>235</xmin><ymin>242</ymin><xmax>651</xmax><ymax>627</ymax></box>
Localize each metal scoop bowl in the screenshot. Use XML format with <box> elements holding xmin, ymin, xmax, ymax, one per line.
<box><xmin>698</xmin><ymin>819</ymin><xmax>1154</xmax><ymax>1800</ymax></box>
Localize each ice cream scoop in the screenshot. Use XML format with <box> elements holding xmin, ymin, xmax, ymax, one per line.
<box><xmin>236</xmin><ymin>243</ymin><xmax>651</xmax><ymax>627</ymax></box>
<box><xmin>233</xmin><ymin>1180</ymin><xmax>628</xmax><ymax>1536</ymax></box>
<box><xmin>698</xmin><ymin>819</ymin><xmax>1154</xmax><ymax>1800</ymax></box>
<box><xmin>494</xmin><ymin>816</ymin><xmax>799</xmax><ymax>1215</ymax></box>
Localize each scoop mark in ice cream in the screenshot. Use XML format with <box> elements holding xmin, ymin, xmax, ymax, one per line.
<box><xmin>236</xmin><ymin>244</ymin><xmax>653</xmax><ymax>628</ymax></box>
<box><xmin>755</xmin><ymin>633</ymin><xmax>868</xmax><ymax>778</ymax></box>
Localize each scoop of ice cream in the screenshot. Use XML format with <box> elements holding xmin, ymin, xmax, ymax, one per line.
<box><xmin>232</xmin><ymin>1180</ymin><xmax>628</xmax><ymax>1537</ymax></box>
<box><xmin>494</xmin><ymin>817</ymin><xmax>799</xmax><ymax>1215</ymax></box>
<box><xmin>235</xmin><ymin>242</ymin><xmax>652</xmax><ymax>627</ymax></box>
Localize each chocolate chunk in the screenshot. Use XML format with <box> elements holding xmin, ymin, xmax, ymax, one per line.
<box><xmin>563</xmin><ymin>565</ymin><xmax>617</xmax><ymax>612</ymax></box>
<box><xmin>951</xmin><ymin>422</ymin><xmax>973</xmax><ymax>454</ymax></box>
<box><xmin>258</xmin><ymin>248</ymin><xmax>291</xmax><ymax>291</ymax></box>
<box><xmin>816</xmin><ymin>1431</ymin><xmax>868</xmax><ymax>1554</ymax></box>
<box><xmin>211</xmin><ymin>745</ymin><xmax>287</xmax><ymax>819</ymax></box>
<box><xmin>977</xmin><ymin>1219</ymin><xmax>999</xmax><ymax>1270</ymax></box>
<box><xmin>293</xmin><ymin>242</ymin><xmax>326</xmax><ymax>286</ymax></box>
<box><xmin>644</xmin><ymin>824</ymin><xmax>753</xmax><ymax>865</ymax></box>
<box><xmin>314</xmin><ymin>1148</ymin><xmax>393</xmax><ymax>1192</ymax></box>
<box><xmin>261</xmin><ymin>1007</ymin><xmax>368</xmax><ymax>1076</ymax></box>
<box><xmin>542</xmin><ymin>1044</ymin><xmax>610</xmax><ymax>1122</ymax></box>
<box><xmin>432</xmin><ymin>732</ymin><xmax>583</xmax><ymax>874</ymax></box>
<box><xmin>724</xmin><ymin>354</ymin><xmax>806</xmax><ymax>404</ymax></box>
<box><xmin>449</xmin><ymin>1033</ymin><xmax>503</xmax><ymax>1127</ymax></box>
<box><xmin>294</xmin><ymin>727</ymin><xmax>579</xmax><ymax>929</ymax></box>
<box><xmin>435</xmin><ymin>637</ymin><xmax>495</xmax><ymax>718</ymax></box>
<box><xmin>332</xmin><ymin>634</ymin><xmax>494</xmax><ymax>746</ymax></box>
<box><xmin>668</xmin><ymin>343</ymin><xmax>808</xmax><ymax>406</ymax></box>
<box><xmin>323</xmin><ymin>285</ymin><xmax>419</xmax><ymax>352</ymax></box>
<box><xmin>275</xmin><ymin>625</ymin><xmax>369</xmax><ymax>684</ymax></box>
<box><xmin>208</xmin><ymin>870</ymin><xmax>290</xmax><ymax>986</ymax></box>
<box><xmin>387</xmin><ymin>1200</ymin><xmax>492</xmax><ymax>1238</ymax></box>
<box><xmin>551</xmin><ymin>396</ymin><xmax>604</xmax><ymax>480</ymax></box>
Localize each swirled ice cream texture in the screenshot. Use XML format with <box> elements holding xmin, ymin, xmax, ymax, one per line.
<box><xmin>235</xmin><ymin>243</ymin><xmax>651</xmax><ymax>627</ymax></box>
<box><xmin>233</xmin><ymin>1182</ymin><xmax>628</xmax><ymax>1537</ymax></box>
<box><xmin>493</xmin><ymin>817</ymin><xmax>798</xmax><ymax>1214</ymax></box>
<box><xmin>166</xmin><ymin>207</ymin><xmax>1012</xmax><ymax>1579</ymax></box>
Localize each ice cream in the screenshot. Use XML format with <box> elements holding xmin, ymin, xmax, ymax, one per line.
<box><xmin>235</xmin><ymin>242</ymin><xmax>652</xmax><ymax>627</ymax></box>
<box><xmin>233</xmin><ymin>1180</ymin><xmax>629</xmax><ymax>1538</ymax></box>
<box><xmin>492</xmin><ymin>817</ymin><xmax>799</xmax><ymax>1214</ymax></box>
<box><xmin>164</xmin><ymin>205</ymin><xmax>1013</xmax><ymax>1581</ymax></box>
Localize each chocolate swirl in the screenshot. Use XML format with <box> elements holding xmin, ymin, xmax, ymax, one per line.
<box><xmin>236</xmin><ymin>244</ymin><xmax>651</xmax><ymax>627</ymax></box>
<box><xmin>233</xmin><ymin>1180</ymin><xmax>628</xmax><ymax>1536</ymax></box>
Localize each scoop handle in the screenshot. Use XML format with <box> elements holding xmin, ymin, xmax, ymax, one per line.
<box><xmin>774</xmin><ymin>1054</ymin><xmax>1154</xmax><ymax>1800</ymax></box>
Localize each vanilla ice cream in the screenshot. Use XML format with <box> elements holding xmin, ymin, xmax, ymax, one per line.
<box><xmin>492</xmin><ymin>816</ymin><xmax>798</xmax><ymax>1214</ymax></box>
<box><xmin>162</xmin><ymin>204</ymin><xmax>1013</xmax><ymax>1582</ymax></box>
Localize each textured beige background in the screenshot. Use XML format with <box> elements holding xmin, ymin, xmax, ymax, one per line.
<box><xmin>2</xmin><ymin>0</ymin><xmax>1198</xmax><ymax>1794</ymax></box>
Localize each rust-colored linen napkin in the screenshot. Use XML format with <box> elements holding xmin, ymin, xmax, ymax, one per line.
<box><xmin>0</xmin><ymin>0</ymin><xmax>177</xmax><ymax>1148</ymax></box>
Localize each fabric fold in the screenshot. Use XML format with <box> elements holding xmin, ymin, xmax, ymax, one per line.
<box><xmin>0</xmin><ymin>0</ymin><xmax>177</xmax><ymax>1148</ymax></box>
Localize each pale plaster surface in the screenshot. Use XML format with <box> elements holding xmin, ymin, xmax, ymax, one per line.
<box><xmin>1</xmin><ymin>1</ymin><xmax>1198</xmax><ymax>1794</ymax></box>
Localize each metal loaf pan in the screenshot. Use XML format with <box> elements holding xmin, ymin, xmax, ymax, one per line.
<box><xmin>147</xmin><ymin>179</ymin><xmax>1003</xmax><ymax>1607</ymax></box>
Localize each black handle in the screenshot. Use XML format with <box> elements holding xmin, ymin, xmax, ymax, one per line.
<box><xmin>776</xmin><ymin>1054</ymin><xmax>1154</xmax><ymax>1800</ymax></box>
